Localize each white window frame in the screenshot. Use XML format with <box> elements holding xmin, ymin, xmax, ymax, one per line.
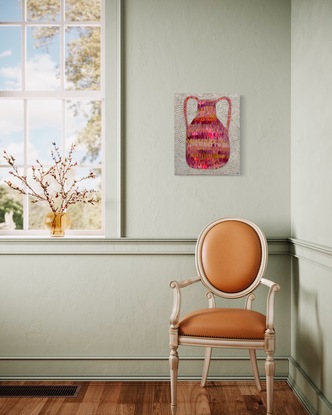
<box><xmin>0</xmin><ymin>0</ymin><xmax>121</xmax><ymax>238</ymax></box>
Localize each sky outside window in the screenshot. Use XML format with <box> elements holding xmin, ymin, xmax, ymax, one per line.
<box><xmin>0</xmin><ymin>27</ymin><xmax>22</xmax><ymax>90</ymax></box>
<box><xmin>0</xmin><ymin>100</ymin><xmax>24</xmax><ymax>162</ymax></box>
<box><xmin>26</xmin><ymin>26</ymin><xmax>60</xmax><ymax>91</ymax></box>
<box><xmin>0</xmin><ymin>0</ymin><xmax>21</xmax><ymax>21</ymax></box>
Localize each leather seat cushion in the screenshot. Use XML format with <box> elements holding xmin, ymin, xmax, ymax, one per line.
<box><xmin>178</xmin><ymin>308</ymin><xmax>266</xmax><ymax>339</ymax></box>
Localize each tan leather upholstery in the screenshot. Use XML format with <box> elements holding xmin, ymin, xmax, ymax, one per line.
<box><xmin>179</xmin><ymin>308</ymin><xmax>266</xmax><ymax>339</ymax></box>
<box><xmin>200</xmin><ymin>221</ymin><xmax>262</xmax><ymax>293</ymax></box>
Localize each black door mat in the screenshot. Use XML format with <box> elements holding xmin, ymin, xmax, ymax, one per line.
<box><xmin>0</xmin><ymin>384</ymin><xmax>81</xmax><ymax>398</ymax></box>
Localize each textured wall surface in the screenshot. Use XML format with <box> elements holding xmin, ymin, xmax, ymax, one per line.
<box><xmin>123</xmin><ymin>0</ymin><xmax>291</xmax><ymax>238</ymax></box>
<box><xmin>292</xmin><ymin>0</ymin><xmax>332</xmax><ymax>247</ymax></box>
<box><xmin>0</xmin><ymin>245</ymin><xmax>290</xmax><ymax>379</ymax></box>
<box><xmin>291</xmin><ymin>0</ymin><xmax>332</xmax><ymax>411</ymax></box>
<box><xmin>0</xmin><ymin>0</ymin><xmax>291</xmax><ymax>382</ymax></box>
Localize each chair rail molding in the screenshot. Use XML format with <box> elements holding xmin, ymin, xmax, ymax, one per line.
<box><xmin>0</xmin><ymin>237</ymin><xmax>289</xmax><ymax>255</ymax></box>
<box><xmin>289</xmin><ymin>237</ymin><xmax>332</xmax><ymax>271</ymax></box>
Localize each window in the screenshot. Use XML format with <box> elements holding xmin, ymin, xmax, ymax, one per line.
<box><xmin>0</xmin><ymin>0</ymin><xmax>105</xmax><ymax>235</ymax></box>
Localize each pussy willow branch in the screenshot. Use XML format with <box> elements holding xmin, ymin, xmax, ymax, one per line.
<box><xmin>3</xmin><ymin>142</ymin><xmax>99</xmax><ymax>215</ymax></box>
<box><xmin>4</xmin><ymin>152</ymin><xmax>50</xmax><ymax>205</ymax></box>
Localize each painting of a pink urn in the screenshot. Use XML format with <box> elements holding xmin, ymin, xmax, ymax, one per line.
<box><xmin>175</xmin><ymin>93</ymin><xmax>240</xmax><ymax>175</ymax></box>
<box><xmin>184</xmin><ymin>96</ymin><xmax>231</xmax><ymax>169</ymax></box>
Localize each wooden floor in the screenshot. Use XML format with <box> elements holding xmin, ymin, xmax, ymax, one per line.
<box><xmin>0</xmin><ymin>380</ymin><xmax>309</xmax><ymax>415</ymax></box>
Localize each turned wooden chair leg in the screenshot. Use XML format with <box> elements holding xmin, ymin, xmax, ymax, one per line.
<box><xmin>265</xmin><ymin>350</ymin><xmax>275</xmax><ymax>415</ymax></box>
<box><xmin>201</xmin><ymin>347</ymin><xmax>212</xmax><ymax>387</ymax></box>
<box><xmin>249</xmin><ymin>349</ymin><xmax>262</xmax><ymax>391</ymax></box>
<box><xmin>169</xmin><ymin>346</ymin><xmax>179</xmax><ymax>415</ymax></box>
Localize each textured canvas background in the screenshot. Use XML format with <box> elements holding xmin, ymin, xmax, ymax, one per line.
<box><xmin>174</xmin><ymin>93</ymin><xmax>240</xmax><ymax>175</ymax></box>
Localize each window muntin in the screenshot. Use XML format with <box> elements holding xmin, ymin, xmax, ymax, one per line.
<box><xmin>0</xmin><ymin>0</ymin><xmax>104</xmax><ymax>234</ymax></box>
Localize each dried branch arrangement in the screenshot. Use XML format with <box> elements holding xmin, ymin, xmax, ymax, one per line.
<box><xmin>3</xmin><ymin>142</ymin><xmax>99</xmax><ymax>214</ymax></box>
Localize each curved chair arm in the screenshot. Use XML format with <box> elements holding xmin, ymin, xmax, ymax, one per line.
<box><xmin>245</xmin><ymin>293</ymin><xmax>256</xmax><ymax>310</ymax></box>
<box><xmin>206</xmin><ymin>291</ymin><xmax>216</xmax><ymax>308</ymax></box>
<box><xmin>169</xmin><ymin>276</ymin><xmax>200</xmax><ymax>327</ymax></box>
<box><xmin>261</xmin><ymin>278</ymin><xmax>281</xmax><ymax>331</ymax></box>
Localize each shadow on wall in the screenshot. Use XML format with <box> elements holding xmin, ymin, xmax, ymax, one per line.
<box><xmin>292</xmin><ymin>259</ymin><xmax>324</xmax><ymax>392</ymax></box>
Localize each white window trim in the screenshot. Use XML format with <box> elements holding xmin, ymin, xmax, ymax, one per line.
<box><xmin>0</xmin><ymin>0</ymin><xmax>123</xmax><ymax>239</ymax></box>
<box><xmin>105</xmin><ymin>0</ymin><xmax>122</xmax><ymax>238</ymax></box>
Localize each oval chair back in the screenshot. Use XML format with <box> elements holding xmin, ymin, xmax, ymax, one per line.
<box><xmin>195</xmin><ymin>217</ymin><xmax>268</xmax><ymax>299</ymax></box>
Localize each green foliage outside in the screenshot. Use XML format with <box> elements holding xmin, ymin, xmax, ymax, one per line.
<box><xmin>28</xmin><ymin>199</ymin><xmax>102</xmax><ymax>230</ymax></box>
<box><xmin>0</xmin><ymin>186</ymin><xmax>23</xmax><ymax>229</ymax></box>
<box><xmin>0</xmin><ymin>187</ymin><xmax>102</xmax><ymax>231</ymax></box>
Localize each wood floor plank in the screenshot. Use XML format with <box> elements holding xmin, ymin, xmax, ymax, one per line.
<box><xmin>203</xmin><ymin>382</ymin><xmax>228</xmax><ymax>415</ymax></box>
<box><xmin>177</xmin><ymin>382</ymin><xmax>211</xmax><ymax>415</ymax></box>
<box><xmin>0</xmin><ymin>380</ymin><xmax>309</xmax><ymax>415</ymax></box>
<box><xmin>36</xmin><ymin>397</ymin><xmax>66</xmax><ymax>415</ymax></box>
<box><xmin>0</xmin><ymin>397</ymin><xmax>35</xmax><ymax>415</ymax></box>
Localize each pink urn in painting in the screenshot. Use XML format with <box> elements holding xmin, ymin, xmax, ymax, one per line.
<box><xmin>184</xmin><ymin>96</ymin><xmax>232</xmax><ymax>169</ymax></box>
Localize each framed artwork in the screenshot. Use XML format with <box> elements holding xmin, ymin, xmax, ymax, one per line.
<box><xmin>174</xmin><ymin>93</ymin><xmax>240</xmax><ymax>175</ymax></box>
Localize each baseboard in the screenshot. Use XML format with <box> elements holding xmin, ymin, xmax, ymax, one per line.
<box><xmin>288</xmin><ymin>357</ymin><xmax>332</xmax><ymax>415</ymax></box>
<box><xmin>0</xmin><ymin>355</ymin><xmax>289</xmax><ymax>381</ymax></box>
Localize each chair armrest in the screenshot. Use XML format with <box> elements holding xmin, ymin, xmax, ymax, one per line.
<box><xmin>261</xmin><ymin>278</ymin><xmax>281</xmax><ymax>331</ymax></box>
<box><xmin>169</xmin><ymin>276</ymin><xmax>200</xmax><ymax>327</ymax></box>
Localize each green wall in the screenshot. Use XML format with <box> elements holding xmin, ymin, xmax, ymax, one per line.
<box><xmin>291</xmin><ymin>0</ymin><xmax>332</xmax><ymax>413</ymax></box>
<box><xmin>0</xmin><ymin>0</ymin><xmax>295</xmax><ymax>402</ymax></box>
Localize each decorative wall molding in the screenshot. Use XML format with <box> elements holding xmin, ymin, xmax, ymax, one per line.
<box><xmin>4</xmin><ymin>236</ymin><xmax>329</xmax><ymax>258</ymax></box>
<box><xmin>0</xmin><ymin>355</ymin><xmax>289</xmax><ymax>381</ymax></box>
<box><xmin>288</xmin><ymin>357</ymin><xmax>332</xmax><ymax>415</ymax></box>
<box><xmin>0</xmin><ymin>355</ymin><xmax>288</xmax><ymax>362</ymax></box>
<box><xmin>0</xmin><ymin>238</ymin><xmax>289</xmax><ymax>255</ymax></box>
<box><xmin>288</xmin><ymin>240</ymin><xmax>332</xmax><ymax>415</ymax></box>
<box><xmin>289</xmin><ymin>238</ymin><xmax>332</xmax><ymax>271</ymax></box>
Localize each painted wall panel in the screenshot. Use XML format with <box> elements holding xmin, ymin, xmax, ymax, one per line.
<box><xmin>291</xmin><ymin>0</ymin><xmax>332</xmax><ymax>411</ymax></box>
<box><xmin>291</xmin><ymin>0</ymin><xmax>332</xmax><ymax>246</ymax></box>
<box><xmin>0</xmin><ymin>248</ymin><xmax>289</xmax><ymax>378</ymax></box>
<box><xmin>123</xmin><ymin>0</ymin><xmax>291</xmax><ymax>238</ymax></box>
<box><xmin>0</xmin><ymin>0</ymin><xmax>292</xmax><ymax>384</ymax></box>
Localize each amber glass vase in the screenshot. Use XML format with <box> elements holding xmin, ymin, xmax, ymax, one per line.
<box><xmin>44</xmin><ymin>212</ymin><xmax>71</xmax><ymax>237</ymax></box>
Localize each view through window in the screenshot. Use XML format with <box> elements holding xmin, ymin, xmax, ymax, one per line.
<box><xmin>0</xmin><ymin>0</ymin><xmax>104</xmax><ymax>234</ymax></box>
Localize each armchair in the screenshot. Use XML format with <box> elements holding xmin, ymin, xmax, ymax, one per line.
<box><xmin>169</xmin><ymin>218</ymin><xmax>280</xmax><ymax>414</ymax></box>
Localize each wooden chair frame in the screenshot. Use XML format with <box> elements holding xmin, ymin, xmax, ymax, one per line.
<box><xmin>169</xmin><ymin>218</ymin><xmax>280</xmax><ymax>415</ymax></box>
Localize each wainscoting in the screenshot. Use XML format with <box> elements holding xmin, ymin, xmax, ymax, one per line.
<box><xmin>0</xmin><ymin>237</ymin><xmax>331</xmax><ymax>414</ymax></box>
<box><xmin>289</xmin><ymin>238</ymin><xmax>332</xmax><ymax>415</ymax></box>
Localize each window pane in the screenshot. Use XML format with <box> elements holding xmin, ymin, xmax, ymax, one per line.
<box><xmin>27</xmin><ymin>26</ymin><xmax>60</xmax><ymax>90</ymax></box>
<box><xmin>66</xmin><ymin>100</ymin><xmax>102</xmax><ymax>165</ymax></box>
<box><xmin>28</xmin><ymin>100</ymin><xmax>61</xmax><ymax>164</ymax></box>
<box><xmin>68</xmin><ymin>200</ymin><xmax>101</xmax><ymax>230</ymax></box>
<box><xmin>0</xmin><ymin>100</ymin><xmax>24</xmax><ymax>163</ymax></box>
<box><xmin>0</xmin><ymin>0</ymin><xmax>104</xmax><ymax>235</ymax></box>
<box><xmin>65</xmin><ymin>26</ymin><xmax>100</xmax><ymax>90</ymax></box>
<box><xmin>67</xmin><ymin>167</ymin><xmax>101</xmax><ymax>230</ymax></box>
<box><xmin>0</xmin><ymin>0</ymin><xmax>21</xmax><ymax>22</ymax></box>
<box><xmin>0</xmin><ymin>26</ymin><xmax>21</xmax><ymax>90</ymax></box>
<box><xmin>65</xmin><ymin>0</ymin><xmax>101</xmax><ymax>22</ymax></box>
<box><xmin>27</xmin><ymin>166</ymin><xmax>102</xmax><ymax>230</ymax></box>
<box><xmin>29</xmin><ymin>197</ymin><xmax>48</xmax><ymax>229</ymax></box>
<box><xmin>0</xmin><ymin>179</ymin><xmax>23</xmax><ymax>230</ymax></box>
<box><xmin>26</xmin><ymin>0</ymin><xmax>60</xmax><ymax>22</ymax></box>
